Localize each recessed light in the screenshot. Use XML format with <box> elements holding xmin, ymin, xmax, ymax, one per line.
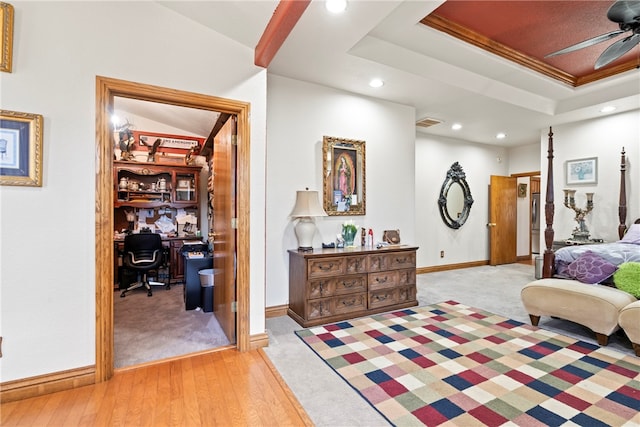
<box><xmin>369</xmin><ymin>78</ymin><xmax>384</xmax><ymax>88</ymax></box>
<box><xmin>496</xmin><ymin>132</ymin><xmax>507</xmax><ymax>140</ymax></box>
<box><xmin>600</xmin><ymin>105</ymin><xmax>616</xmax><ymax>113</ymax></box>
<box><xmin>325</xmin><ymin>0</ymin><xmax>347</xmax><ymax>14</ymax></box>
<box><xmin>451</xmin><ymin>123</ymin><xmax>462</xmax><ymax>130</ymax></box>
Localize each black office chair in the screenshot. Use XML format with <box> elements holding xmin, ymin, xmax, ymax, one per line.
<box><xmin>120</xmin><ymin>233</ymin><xmax>167</xmax><ymax>298</ymax></box>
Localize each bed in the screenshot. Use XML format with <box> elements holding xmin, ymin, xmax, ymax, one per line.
<box><xmin>540</xmin><ymin>128</ymin><xmax>640</xmax><ymax>279</ymax></box>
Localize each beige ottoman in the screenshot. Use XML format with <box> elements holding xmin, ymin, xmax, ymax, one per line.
<box><xmin>521</xmin><ymin>279</ymin><xmax>636</xmax><ymax>346</ymax></box>
<box><xmin>619</xmin><ymin>301</ymin><xmax>640</xmax><ymax>357</ymax></box>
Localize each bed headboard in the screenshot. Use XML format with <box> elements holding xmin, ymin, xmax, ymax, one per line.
<box><xmin>541</xmin><ymin>128</ymin><xmax>629</xmax><ymax>278</ymax></box>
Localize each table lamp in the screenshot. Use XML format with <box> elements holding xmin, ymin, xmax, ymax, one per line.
<box><xmin>290</xmin><ymin>188</ymin><xmax>327</xmax><ymax>251</ymax></box>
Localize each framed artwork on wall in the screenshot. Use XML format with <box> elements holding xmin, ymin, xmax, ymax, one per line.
<box><xmin>1</xmin><ymin>2</ymin><xmax>14</xmax><ymax>73</ymax></box>
<box><xmin>322</xmin><ymin>136</ymin><xmax>366</xmax><ymax>216</ymax></box>
<box><xmin>0</xmin><ymin>110</ymin><xmax>44</xmax><ymax>186</ymax></box>
<box><xmin>518</xmin><ymin>183</ymin><xmax>527</xmax><ymax>198</ymax></box>
<box><xmin>566</xmin><ymin>157</ymin><xmax>597</xmax><ymax>185</ymax></box>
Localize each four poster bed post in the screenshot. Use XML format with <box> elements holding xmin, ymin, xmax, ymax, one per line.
<box><xmin>541</xmin><ymin>127</ymin><xmax>628</xmax><ymax>277</ymax></box>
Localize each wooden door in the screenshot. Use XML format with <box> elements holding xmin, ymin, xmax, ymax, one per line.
<box><xmin>488</xmin><ymin>175</ymin><xmax>517</xmax><ymax>265</ymax></box>
<box><xmin>211</xmin><ymin>116</ymin><xmax>237</xmax><ymax>343</ymax></box>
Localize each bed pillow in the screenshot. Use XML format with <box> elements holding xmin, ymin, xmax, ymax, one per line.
<box><xmin>566</xmin><ymin>250</ymin><xmax>618</xmax><ymax>284</ymax></box>
<box><xmin>619</xmin><ymin>223</ymin><xmax>640</xmax><ymax>244</ymax></box>
<box><xmin>613</xmin><ymin>262</ymin><xmax>640</xmax><ymax>298</ymax></box>
<box><xmin>554</xmin><ymin>259</ymin><xmax>572</xmax><ymax>279</ymax></box>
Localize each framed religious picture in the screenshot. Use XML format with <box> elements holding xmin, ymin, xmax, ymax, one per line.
<box><xmin>0</xmin><ymin>110</ymin><xmax>44</xmax><ymax>186</ymax></box>
<box><xmin>322</xmin><ymin>136</ymin><xmax>366</xmax><ymax>216</ymax></box>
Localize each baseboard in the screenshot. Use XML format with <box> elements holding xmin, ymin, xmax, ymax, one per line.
<box><xmin>250</xmin><ymin>332</ymin><xmax>270</xmax><ymax>350</ymax></box>
<box><xmin>0</xmin><ymin>365</ymin><xmax>95</xmax><ymax>403</ymax></box>
<box><xmin>416</xmin><ymin>260</ymin><xmax>488</xmax><ymax>274</ymax></box>
<box><xmin>265</xmin><ymin>304</ymin><xmax>288</xmax><ymax>318</ymax></box>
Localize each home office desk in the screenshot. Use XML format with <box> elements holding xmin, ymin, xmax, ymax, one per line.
<box><xmin>114</xmin><ymin>235</ymin><xmax>204</xmax><ymax>289</ymax></box>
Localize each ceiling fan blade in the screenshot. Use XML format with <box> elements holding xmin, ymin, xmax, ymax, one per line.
<box><xmin>607</xmin><ymin>0</ymin><xmax>640</xmax><ymax>24</ymax></box>
<box><xmin>545</xmin><ymin>30</ymin><xmax>624</xmax><ymax>57</ymax></box>
<box><xmin>595</xmin><ymin>33</ymin><xmax>640</xmax><ymax>68</ymax></box>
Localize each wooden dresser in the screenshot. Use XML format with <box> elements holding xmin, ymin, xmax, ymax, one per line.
<box><xmin>288</xmin><ymin>246</ymin><xmax>419</xmax><ymax>327</ymax></box>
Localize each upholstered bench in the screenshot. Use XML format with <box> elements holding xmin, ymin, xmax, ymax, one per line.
<box><xmin>521</xmin><ymin>279</ymin><xmax>636</xmax><ymax>346</ymax></box>
<box><xmin>619</xmin><ymin>301</ymin><xmax>640</xmax><ymax>356</ymax></box>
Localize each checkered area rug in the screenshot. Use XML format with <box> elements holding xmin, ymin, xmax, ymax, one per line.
<box><xmin>295</xmin><ymin>301</ymin><xmax>640</xmax><ymax>426</ymax></box>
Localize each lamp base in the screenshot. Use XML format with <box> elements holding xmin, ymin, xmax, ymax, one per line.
<box><xmin>294</xmin><ymin>217</ymin><xmax>318</xmax><ymax>251</ymax></box>
<box><xmin>297</xmin><ymin>246</ymin><xmax>314</xmax><ymax>252</ymax></box>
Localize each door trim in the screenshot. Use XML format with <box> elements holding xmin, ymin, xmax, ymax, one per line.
<box><xmin>95</xmin><ymin>76</ymin><xmax>251</xmax><ymax>382</ymax></box>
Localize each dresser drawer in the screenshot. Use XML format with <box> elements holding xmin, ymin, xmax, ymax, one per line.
<box><xmin>397</xmin><ymin>268</ymin><xmax>416</xmax><ymax>286</ymax></box>
<box><xmin>345</xmin><ymin>255</ymin><xmax>368</xmax><ymax>274</ymax></box>
<box><xmin>308</xmin><ymin>274</ymin><xmax>367</xmax><ymax>299</ymax></box>
<box><xmin>308</xmin><ymin>257</ymin><xmax>345</xmax><ymax>278</ymax></box>
<box><xmin>385</xmin><ymin>252</ymin><xmax>416</xmax><ymax>270</ymax></box>
<box><xmin>368</xmin><ymin>270</ymin><xmax>399</xmax><ymax>290</ymax></box>
<box><xmin>368</xmin><ymin>285</ymin><xmax>416</xmax><ymax>310</ymax></box>
<box><xmin>306</xmin><ymin>293</ymin><xmax>367</xmax><ymax>320</ymax></box>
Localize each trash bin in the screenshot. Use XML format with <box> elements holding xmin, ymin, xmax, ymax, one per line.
<box><xmin>535</xmin><ymin>256</ymin><xmax>543</xmax><ymax>279</ymax></box>
<box><xmin>198</xmin><ymin>269</ymin><xmax>216</xmax><ymax>312</ymax></box>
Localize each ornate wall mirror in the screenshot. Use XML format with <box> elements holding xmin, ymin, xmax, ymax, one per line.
<box><xmin>322</xmin><ymin>136</ymin><xmax>366</xmax><ymax>216</ymax></box>
<box><xmin>438</xmin><ymin>162</ymin><xmax>473</xmax><ymax>229</ymax></box>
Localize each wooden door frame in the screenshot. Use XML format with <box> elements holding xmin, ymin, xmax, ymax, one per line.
<box><xmin>95</xmin><ymin>76</ymin><xmax>251</xmax><ymax>382</ymax></box>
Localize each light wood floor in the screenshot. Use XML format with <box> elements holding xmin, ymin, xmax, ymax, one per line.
<box><xmin>1</xmin><ymin>349</ymin><xmax>312</xmax><ymax>427</ymax></box>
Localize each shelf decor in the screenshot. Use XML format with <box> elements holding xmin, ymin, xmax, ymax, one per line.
<box><xmin>322</xmin><ymin>136</ymin><xmax>366</xmax><ymax>216</ymax></box>
<box><xmin>0</xmin><ymin>109</ymin><xmax>43</xmax><ymax>186</ymax></box>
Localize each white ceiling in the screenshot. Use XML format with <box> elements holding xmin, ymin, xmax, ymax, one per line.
<box><xmin>150</xmin><ymin>0</ymin><xmax>640</xmax><ymax>148</ymax></box>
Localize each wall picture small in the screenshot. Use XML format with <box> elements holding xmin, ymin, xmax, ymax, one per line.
<box><xmin>0</xmin><ymin>109</ymin><xmax>43</xmax><ymax>186</ymax></box>
<box><xmin>518</xmin><ymin>183</ymin><xmax>527</xmax><ymax>198</ymax></box>
<box><xmin>566</xmin><ymin>157</ymin><xmax>597</xmax><ymax>185</ymax></box>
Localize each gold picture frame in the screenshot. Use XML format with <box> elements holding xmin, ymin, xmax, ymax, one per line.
<box><xmin>1</xmin><ymin>2</ymin><xmax>14</xmax><ymax>73</ymax></box>
<box><xmin>518</xmin><ymin>183</ymin><xmax>527</xmax><ymax>198</ymax></box>
<box><xmin>1</xmin><ymin>110</ymin><xmax>44</xmax><ymax>186</ymax></box>
<box><xmin>322</xmin><ymin>136</ymin><xmax>366</xmax><ymax>216</ymax></box>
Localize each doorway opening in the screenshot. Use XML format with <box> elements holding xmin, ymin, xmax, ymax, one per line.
<box><xmin>95</xmin><ymin>76</ymin><xmax>251</xmax><ymax>382</ymax></box>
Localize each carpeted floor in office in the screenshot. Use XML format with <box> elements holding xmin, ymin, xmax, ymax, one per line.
<box><xmin>263</xmin><ymin>263</ymin><xmax>636</xmax><ymax>427</ymax></box>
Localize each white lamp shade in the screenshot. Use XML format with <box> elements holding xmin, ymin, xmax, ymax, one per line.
<box><xmin>290</xmin><ymin>190</ymin><xmax>327</xmax><ymax>218</ymax></box>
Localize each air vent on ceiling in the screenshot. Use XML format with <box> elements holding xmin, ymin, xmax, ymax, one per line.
<box><xmin>416</xmin><ymin>117</ymin><xmax>442</xmax><ymax>128</ymax></box>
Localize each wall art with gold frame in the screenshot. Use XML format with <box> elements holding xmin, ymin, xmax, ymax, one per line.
<box><xmin>1</xmin><ymin>110</ymin><xmax>44</xmax><ymax>186</ymax></box>
<box><xmin>1</xmin><ymin>2</ymin><xmax>14</xmax><ymax>73</ymax></box>
<box><xmin>322</xmin><ymin>136</ymin><xmax>365</xmax><ymax>216</ymax></box>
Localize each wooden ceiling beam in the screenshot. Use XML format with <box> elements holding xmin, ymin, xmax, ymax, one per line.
<box><xmin>255</xmin><ymin>0</ymin><xmax>311</xmax><ymax>68</ymax></box>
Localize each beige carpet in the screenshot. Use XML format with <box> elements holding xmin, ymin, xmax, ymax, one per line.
<box><xmin>264</xmin><ymin>262</ymin><xmax>636</xmax><ymax>427</ymax></box>
<box><xmin>114</xmin><ymin>284</ymin><xmax>230</xmax><ymax>368</ymax></box>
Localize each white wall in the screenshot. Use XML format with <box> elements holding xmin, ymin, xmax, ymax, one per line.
<box><xmin>539</xmin><ymin>110</ymin><xmax>640</xmax><ymax>247</ymax></box>
<box><xmin>414</xmin><ymin>134</ymin><xmax>509</xmax><ymax>267</ymax></box>
<box><xmin>265</xmin><ymin>75</ymin><xmax>416</xmax><ymax>307</ymax></box>
<box><xmin>0</xmin><ymin>2</ymin><xmax>267</xmax><ymax>382</ymax></box>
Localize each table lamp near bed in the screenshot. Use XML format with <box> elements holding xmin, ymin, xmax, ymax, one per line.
<box><xmin>563</xmin><ymin>189</ymin><xmax>594</xmax><ymax>241</ymax></box>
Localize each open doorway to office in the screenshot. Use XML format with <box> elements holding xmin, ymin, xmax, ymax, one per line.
<box><xmin>95</xmin><ymin>76</ymin><xmax>251</xmax><ymax>382</ymax></box>
<box><xmin>111</xmin><ymin>97</ymin><xmax>234</xmax><ymax>368</ymax></box>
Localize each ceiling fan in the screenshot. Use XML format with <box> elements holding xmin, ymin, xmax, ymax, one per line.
<box><xmin>545</xmin><ymin>0</ymin><xmax>640</xmax><ymax>69</ymax></box>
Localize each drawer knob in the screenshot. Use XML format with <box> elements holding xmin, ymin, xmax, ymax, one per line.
<box><xmin>342</xmin><ymin>281</ymin><xmax>355</xmax><ymax>288</ymax></box>
<box><xmin>318</xmin><ymin>263</ymin><xmax>334</xmax><ymax>271</ymax></box>
<box><xmin>376</xmin><ymin>276</ymin><xmax>388</xmax><ymax>283</ymax></box>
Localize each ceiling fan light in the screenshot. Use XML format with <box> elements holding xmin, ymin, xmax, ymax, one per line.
<box><xmin>451</xmin><ymin>123</ymin><xmax>462</xmax><ymax>130</ymax></box>
<box><xmin>600</xmin><ymin>105</ymin><xmax>616</xmax><ymax>113</ymax></box>
<box><xmin>496</xmin><ymin>132</ymin><xmax>507</xmax><ymax>140</ymax></box>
